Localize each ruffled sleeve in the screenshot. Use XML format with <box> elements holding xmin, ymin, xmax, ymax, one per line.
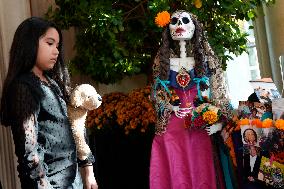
<box><xmin>9</xmin><ymin>80</ymin><xmax>53</xmax><ymax>188</ymax></box>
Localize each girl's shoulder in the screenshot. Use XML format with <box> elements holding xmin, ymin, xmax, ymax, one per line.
<box><xmin>3</xmin><ymin>73</ymin><xmax>43</xmax><ymax>126</ymax></box>
<box><xmin>11</xmin><ymin>72</ymin><xmax>44</xmax><ymax>101</ymax></box>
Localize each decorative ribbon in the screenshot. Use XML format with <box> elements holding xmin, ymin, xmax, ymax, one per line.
<box><xmin>193</xmin><ymin>76</ymin><xmax>209</xmax><ymax>100</ymax></box>
<box><xmin>153</xmin><ymin>78</ymin><xmax>171</xmax><ymax>97</ymax></box>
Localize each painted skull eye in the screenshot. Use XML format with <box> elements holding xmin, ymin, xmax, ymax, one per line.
<box><xmin>182</xmin><ymin>17</ymin><xmax>189</xmax><ymax>24</ymax></box>
<box><xmin>171</xmin><ymin>17</ymin><xmax>178</xmax><ymax>25</ymax></box>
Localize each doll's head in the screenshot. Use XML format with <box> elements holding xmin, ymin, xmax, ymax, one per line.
<box><xmin>169</xmin><ymin>10</ymin><xmax>195</xmax><ymax>40</ymax></box>
<box><xmin>70</xmin><ymin>84</ymin><xmax>102</xmax><ymax>110</ymax></box>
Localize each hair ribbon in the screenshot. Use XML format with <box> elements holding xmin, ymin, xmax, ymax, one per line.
<box><xmin>154</xmin><ymin>78</ymin><xmax>171</xmax><ymax>97</ymax></box>
<box><xmin>193</xmin><ymin>76</ymin><xmax>209</xmax><ymax>100</ymax></box>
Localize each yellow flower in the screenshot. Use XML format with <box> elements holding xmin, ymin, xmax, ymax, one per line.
<box><xmin>194</xmin><ymin>0</ymin><xmax>202</xmax><ymax>9</ymax></box>
<box><xmin>262</xmin><ymin>118</ymin><xmax>273</xmax><ymax>128</ymax></box>
<box><xmin>202</xmin><ymin>110</ymin><xmax>218</xmax><ymax>124</ymax></box>
<box><xmin>275</xmin><ymin>119</ymin><xmax>284</xmax><ymax>130</ymax></box>
<box><xmin>155</xmin><ymin>11</ymin><xmax>171</xmax><ymax>27</ymax></box>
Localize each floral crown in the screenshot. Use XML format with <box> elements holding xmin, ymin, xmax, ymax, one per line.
<box><xmin>155</xmin><ymin>11</ymin><xmax>171</xmax><ymax>28</ymax></box>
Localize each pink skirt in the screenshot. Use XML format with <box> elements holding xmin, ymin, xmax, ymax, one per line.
<box><xmin>150</xmin><ymin>87</ymin><xmax>225</xmax><ymax>189</ymax></box>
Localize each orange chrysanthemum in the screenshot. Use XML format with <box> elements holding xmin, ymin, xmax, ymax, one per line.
<box><xmin>202</xmin><ymin>110</ymin><xmax>218</xmax><ymax>125</ymax></box>
<box><xmin>275</xmin><ymin>119</ymin><xmax>284</xmax><ymax>130</ymax></box>
<box><xmin>262</xmin><ymin>118</ymin><xmax>273</xmax><ymax>128</ymax></box>
<box><xmin>87</xmin><ymin>86</ymin><xmax>156</xmax><ymax>135</ymax></box>
<box><xmin>155</xmin><ymin>11</ymin><xmax>171</xmax><ymax>27</ymax></box>
<box><xmin>251</xmin><ymin>119</ymin><xmax>262</xmax><ymax>128</ymax></box>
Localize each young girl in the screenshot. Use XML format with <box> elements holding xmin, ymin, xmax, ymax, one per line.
<box><xmin>0</xmin><ymin>17</ymin><xmax>98</xmax><ymax>189</ymax></box>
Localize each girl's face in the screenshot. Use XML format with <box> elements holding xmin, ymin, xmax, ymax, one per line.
<box><xmin>34</xmin><ymin>27</ymin><xmax>59</xmax><ymax>72</ymax></box>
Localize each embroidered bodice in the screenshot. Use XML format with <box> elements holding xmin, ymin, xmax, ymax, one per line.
<box><xmin>169</xmin><ymin>57</ymin><xmax>196</xmax><ymax>90</ymax></box>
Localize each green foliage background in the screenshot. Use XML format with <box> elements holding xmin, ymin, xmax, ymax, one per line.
<box><xmin>46</xmin><ymin>0</ymin><xmax>275</xmax><ymax>84</ymax></box>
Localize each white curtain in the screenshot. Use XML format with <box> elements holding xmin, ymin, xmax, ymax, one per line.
<box><xmin>0</xmin><ymin>33</ymin><xmax>20</xmax><ymax>189</ymax></box>
<box><xmin>0</xmin><ymin>0</ymin><xmax>31</xmax><ymax>188</ymax></box>
<box><xmin>254</xmin><ymin>1</ymin><xmax>284</xmax><ymax>94</ymax></box>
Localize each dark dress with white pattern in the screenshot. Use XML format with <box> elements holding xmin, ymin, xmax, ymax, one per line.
<box><xmin>6</xmin><ymin>72</ymin><xmax>83</xmax><ymax>189</ymax></box>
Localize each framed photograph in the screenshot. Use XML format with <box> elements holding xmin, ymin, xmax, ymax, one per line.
<box><xmin>250</xmin><ymin>78</ymin><xmax>281</xmax><ymax>104</ymax></box>
<box><xmin>272</xmin><ymin>98</ymin><xmax>284</xmax><ymax>120</ymax></box>
<box><xmin>238</xmin><ymin>101</ymin><xmax>272</xmax><ymax>121</ymax></box>
<box><xmin>241</xmin><ymin>125</ymin><xmax>261</xmax><ymax>147</ymax></box>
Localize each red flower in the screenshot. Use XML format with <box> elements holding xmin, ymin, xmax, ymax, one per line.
<box><xmin>184</xmin><ymin>114</ymin><xmax>192</xmax><ymax>128</ymax></box>
<box><xmin>193</xmin><ymin>115</ymin><xmax>207</xmax><ymax>128</ymax></box>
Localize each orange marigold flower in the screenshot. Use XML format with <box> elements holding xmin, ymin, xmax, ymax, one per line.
<box><xmin>262</xmin><ymin>118</ymin><xmax>273</xmax><ymax>128</ymax></box>
<box><xmin>275</xmin><ymin>119</ymin><xmax>284</xmax><ymax>130</ymax></box>
<box><xmin>239</xmin><ymin>118</ymin><xmax>250</xmax><ymax>126</ymax></box>
<box><xmin>251</xmin><ymin>119</ymin><xmax>262</xmax><ymax>128</ymax></box>
<box><xmin>155</xmin><ymin>11</ymin><xmax>171</xmax><ymax>27</ymax></box>
<box><xmin>202</xmin><ymin>111</ymin><xmax>218</xmax><ymax>125</ymax></box>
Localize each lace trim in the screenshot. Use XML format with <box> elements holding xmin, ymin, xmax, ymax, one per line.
<box><xmin>77</xmin><ymin>153</ymin><xmax>95</xmax><ymax>167</ymax></box>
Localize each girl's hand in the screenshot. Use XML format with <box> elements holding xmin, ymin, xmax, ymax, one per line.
<box><xmin>81</xmin><ymin>165</ymin><xmax>98</xmax><ymax>189</ymax></box>
<box><xmin>84</xmin><ymin>174</ymin><xmax>98</xmax><ymax>189</ymax></box>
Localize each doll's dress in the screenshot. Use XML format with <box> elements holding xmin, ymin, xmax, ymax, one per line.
<box><xmin>150</xmin><ymin>68</ymin><xmax>225</xmax><ymax>189</ymax></box>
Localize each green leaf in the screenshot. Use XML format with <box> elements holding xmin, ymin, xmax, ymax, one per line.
<box><xmin>45</xmin><ymin>0</ymin><xmax>276</xmax><ymax>84</ymax></box>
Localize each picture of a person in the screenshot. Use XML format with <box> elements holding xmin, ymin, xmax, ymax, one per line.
<box><xmin>261</xmin><ymin>103</ymin><xmax>272</xmax><ymax>121</ymax></box>
<box><xmin>249</xmin><ymin>108</ymin><xmax>259</xmax><ymax>119</ymax></box>
<box><xmin>243</xmin><ymin>128</ymin><xmax>258</xmax><ymax>146</ymax></box>
<box><xmin>243</xmin><ymin>145</ymin><xmax>262</xmax><ymax>182</ymax></box>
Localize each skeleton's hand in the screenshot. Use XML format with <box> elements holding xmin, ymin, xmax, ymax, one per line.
<box><xmin>173</xmin><ymin>106</ymin><xmax>192</xmax><ymax>118</ymax></box>
<box><xmin>205</xmin><ymin>123</ymin><xmax>222</xmax><ymax>135</ymax></box>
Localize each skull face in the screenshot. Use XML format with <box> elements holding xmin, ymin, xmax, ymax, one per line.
<box><xmin>169</xmin><ymin>11</ymin><xmax>195</xmax><ymax>40</ymax></box>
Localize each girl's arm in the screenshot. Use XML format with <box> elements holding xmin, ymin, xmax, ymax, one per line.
<box><xmin>77</xmin><ymin>129</ymin><xmax>97</xmax><ymax>189</ymax></box>
<box><xmin>80</xmin><ymin>165</ymin><xmax>98</xmax><ymax>189</ymax></box>
<box><xmin>21</xmin><ymin>114</ymin><xmax>52</xmax><ymax>188</ymax></box>
<box><xmin>10</xmin><ymin>81</ymin><xmax>53</xmax><ymax>188</ymax></box>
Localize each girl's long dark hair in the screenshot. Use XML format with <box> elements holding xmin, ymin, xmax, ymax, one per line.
<box><xmin>1</xmin><ymin>17</ymin><xmax>70</xmax><ymax>126</ymax></box>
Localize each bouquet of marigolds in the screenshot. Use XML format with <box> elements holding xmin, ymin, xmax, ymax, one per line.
<box><xmin>189</xmin><ymin>103</ymin><xmax>226</xmax><ymax>129</ymax></box>
<box><xmin>86</xmin><ymin>86</ymin><xmax>156</xmax><ymax>135</ymax></box>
